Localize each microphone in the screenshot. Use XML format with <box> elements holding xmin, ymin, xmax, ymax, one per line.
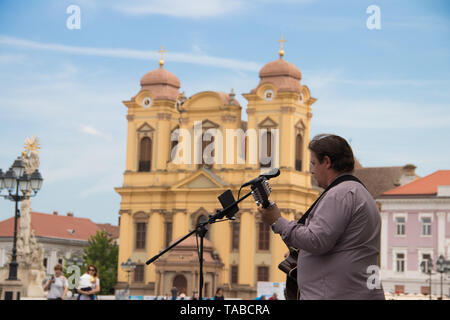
<box><xmin>241</xmin><ymin>168</ymin><xmax>280</xmax><ymax>188</ymax></box>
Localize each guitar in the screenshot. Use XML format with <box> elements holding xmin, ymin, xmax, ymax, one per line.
<box><xmin>250</xmin><ymin>177</ymin><xmax>272</xmax><ymax>208</ymax></box>
<box><xmin>251</xmin><ymin>178</ymin><xmax>300</xmax><ymax>300</ymax></box>
<box><xmin>278</xmin><ymin>247</ymin><xmax>300</xmax><ymax>300</ymax></box>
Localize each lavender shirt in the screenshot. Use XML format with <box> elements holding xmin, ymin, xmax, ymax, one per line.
<box><xmin>273</xmin><ymin>178</ymin><xmax>385</xmax><ymax>300</ymax></box>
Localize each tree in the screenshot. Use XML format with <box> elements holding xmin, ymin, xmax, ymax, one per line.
<box><xmin>82</xmin><ymin>230</ymin><xmax>119</xmax><ymax>295</ymax></box>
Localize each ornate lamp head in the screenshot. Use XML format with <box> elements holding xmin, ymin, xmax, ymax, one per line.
<box><xmin>12</xmin><ymin>157</ymin><xmax>25</xmax><ymax>178</ymax></box>
<box><xmin>30</xmin><ymin>170</ymin><xmax>43</xmax><ymax>191</ymax></box>
<box><xmin>4</xmin><ymin>168</ymin><xmax>17</xmax><ymax>190</ymax></box>
<box><xmin>18</xmin><ymin>173</ymin><xmax>31</xmax><ymax>193</ymax></box>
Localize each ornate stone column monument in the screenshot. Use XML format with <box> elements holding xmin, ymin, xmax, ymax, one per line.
<box><xmin>0</xmin><ymin>136</ymin><xmax>46</xmax><ymax>298</ymax></box>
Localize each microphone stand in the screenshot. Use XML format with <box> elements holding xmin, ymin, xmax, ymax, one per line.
<box><xmin>146</xmin><ymin>189</ymin><xmax>254</xmax><ymax>300</ymax></box>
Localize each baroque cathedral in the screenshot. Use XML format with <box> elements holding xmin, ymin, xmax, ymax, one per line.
<box><xmin>115</xmin><ymin>41</ymin><xmax>319</xmax><ymax>299</ymax></box>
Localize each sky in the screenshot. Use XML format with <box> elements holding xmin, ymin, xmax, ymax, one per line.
<box><xmin>0</xmin><ymin>0</ymin><xmax>449</xmax><ymax>225</ymax></box>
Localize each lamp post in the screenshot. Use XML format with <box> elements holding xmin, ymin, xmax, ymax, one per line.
<box><xmin>0</xmin><ymin>157</ymin><xmax>43</xmax><ymax>281</ymax></box>
<box><xmin>420</xmin><ymin>257</ymin><xmax>434</xmax><ymax>300</ymax></box>
<box><xmin>435</xmin><ymin>255</ymin><xmax>447</xmax><ymax>300</ymax></box>
<box><xmin>120</xmin><ymin>258</ymin><xmax>136</xmax><ymax>299</ymax></box>
<box><xmin>66</xmin><ymin>255</ymin><xmax>84</xmax><ymax>300</ymax></box>
<box><xmin>67</xmin><ymin>255</ymin><xmax>84</xmax><ymax>269</ymax></box>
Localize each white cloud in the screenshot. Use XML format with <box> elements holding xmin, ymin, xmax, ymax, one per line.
<box><xmin>114</xmin><ymin>0</ymin><xmax>244</xmax><ymax>18</ymax></box>
<box><xmin>79</xmin><ymin>125</ymin><xmax>112</xmax><ymax>140</ymax></box>
<box><xmin>0</xmin><ymin>35</ymin><xmax>261</xmax><ymax>72</ymax></box>
<box><xmin>76</xmin><ymin>0</ymin><xmax>314</xmax><ymax>19</ymax></box>
<box><xmin>80</xmin><ymin>125</ymin><xmax>102</xmax><ymax>136</ymax></box>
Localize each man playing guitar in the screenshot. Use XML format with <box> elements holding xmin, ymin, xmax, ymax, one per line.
<box><xmin>258</xmin><ymin>134</ymin><xmax>385</xmax><ymax>300</ymax></box>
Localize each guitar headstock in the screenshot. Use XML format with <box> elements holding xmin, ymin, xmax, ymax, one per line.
<box><xmin>251</xmin><ymin>178</ymin><xmax>272</xmax><ymax>208</ymax></box>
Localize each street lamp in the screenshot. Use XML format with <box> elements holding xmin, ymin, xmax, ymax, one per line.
<box><xmin>68</xmin><ymin>255</ymin><xmax>84</xmax><ymax>267</ymax></box>
<box><xmin>420</xmin><ymin>257</ymin><xmax>433</xmax><ymax>300</ymax></box>
<box><xmin>65</xmin><ymin>255</ymin><xmax>84</xmax><ymax>299</ymax></box>
<box><xmin>121</xmin><ymin>258</ymin><xmax>136</xmax><ymax>299</ymax></box>
<box><xmin>436</xmin><ymin>255</ymin><xmax>448</xmax><ymax>300</ymax></box>
<box><xmin>0</xmin><ymin>156</ymin><xmax>43</xmax><ymax>282</ymax></box>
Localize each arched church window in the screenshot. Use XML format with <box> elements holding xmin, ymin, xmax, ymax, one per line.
<box><xmin>170</xmin><ymin>127</ymin><xmax>179</xmax><ymax>162</ymax></box>
<box><xmin>260</xmin><ymin>131</ymin><xmax>272</xmax><ymax>168</ymax></box>
<box><xmin>231</xmin><ymin>221</ymin><xmax>240</xmax><ymax>250</ymax></box>
<box><xmin>165</xmin><ymin>221</ymin><xmax>173</xmax><ymax>247</ymax></box>
<box><xmin>201</xmin><ymin>132</ymin><xmax>215</xmax><ymax>168</ymax></box>
<box><xmin>135</xmin><ymin>222</ymin><xmax>147</xmax><ymax>249</ymax></box>
<box><xmin>139</xmin><ymin>137</ymin><xmax>152</xmax><ymax>172</ymax></box>
<box><xmin>295</xmin><ymin>134</ymin><xmax>303</xmax><ymax>171</ymax></box>
<box><xmin>134</xmin><ymin>212</ymin><xmax>149</xmax><ymax>250</ymax></box>
<box><xmin>196</xmin><ymin>120</ymin><xmax>219</xmax><ymax>169</ymax></box>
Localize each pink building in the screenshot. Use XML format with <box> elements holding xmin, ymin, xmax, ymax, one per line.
<box><xmin>378</xmin><ymin>170</ymin><xmax>450</xmax><ymax>296</ymax></box>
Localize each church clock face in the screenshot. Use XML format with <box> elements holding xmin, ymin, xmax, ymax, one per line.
<box><xmin>263</xmin><ymin>89</ymin><xmax>274</xmax><ymax>101</ymax></box>
<box><xmin>142</xmin><ymin>96</ymin><xmax>152</xmax><ymax>108</ymax></box>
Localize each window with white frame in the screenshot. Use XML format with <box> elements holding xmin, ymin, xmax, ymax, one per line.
<box><xmin>421</xmin><ymin>217</ymin><xmax>432</xmax><ymax>236</ymax></box>
<box><xmin>420</xmin><ymin>253</ymin><xmax>432</xmax><ymax>274</ymax></box>
<box><xmin>395</xmin><ymin>217</ymin><xmax>406</xmax><ymax>236</ymax></box>
<box><xmin>396</xmin><ymin>253</ymin><xmax>405</xmax><ymax>272</ymax></box>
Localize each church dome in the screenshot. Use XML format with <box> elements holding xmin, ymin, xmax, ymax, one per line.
<box><xmin>140</xmin><ymin>66</ymin><xmax>181</xmax><ymax>88</ymax></box>
<box><xmin>252</xmin><ymin>56</ymin><xmax>302</xmax><ymax>94</ymax></box>
<box><xmin>139</xmin><ymin>65</ymin><xmax>181</xmax><ymax>101</ymax></box>
<box><xmin>259</xmin><ymin>58</ymin><xmax>302</xmax><ymax>80</ymax></box>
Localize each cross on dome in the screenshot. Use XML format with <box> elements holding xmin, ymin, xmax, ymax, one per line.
<box><xmin>158</xmin><ymin>45</ymin><xmax>166</xmax><ymax>67</ymax></box>
<box><xmin>277</xmin><ymin>35</ymin><xmax>287</xmax><ymax>58</ymax></box>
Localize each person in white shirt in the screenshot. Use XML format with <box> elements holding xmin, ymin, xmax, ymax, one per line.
<box><xmin>77</xmin><ymin>264</ymin><xmax>100</xmax><ymax>300</ymax></box>
<box><xmin>44</xmin><ymin>263</ymin><xmax>69</xmax><ymax>300</ymax></box>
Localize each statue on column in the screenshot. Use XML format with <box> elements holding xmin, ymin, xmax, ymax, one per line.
<box><xmin>17</xmin><ymin>136</ymin><xmax>46</xmax><ymax>297</ymax></box>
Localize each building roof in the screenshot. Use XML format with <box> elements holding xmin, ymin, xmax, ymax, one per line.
<box><xmin>0</xmin><ymin>211</ymin><xmax>118</xmax><ymax>242</ymax></box>
<box><xmin>381</xmin><ymin>170</ymin><xmax>450</xmax><ymax>196</ymax></box>
<box><xmin>139</xmin><ymin>64</ymin><xmax>181</xmax><ymax>101</ymax></box>
<box><xmin>353</xmin><ymin>165</ymin><xmax>418</xmax><ymax>199</ymax></box>
<box><xmin>259</xmin><ymin>58</ymin><xmax>302</xmax><ymax>80</ymax></box>
<box><xmin>309</xmin><ymin>164</ymin><xmax>419</xmax><ymax>199</ymax></box>
<box><xmin>252</xmin><ymin>57</ymin><xmax>302</xmax><ymax>94</ymax></box>
<box><xmin>215</xmin><ymin>91</ymin><xmax>241</xmax><ymax>106</ymax></box>
<box><xmin>96</xmin><ymin>223</ymin><xmax>120</xmax><ymax>239</ymax></box>
<box><xmin>140</xmin><ymin>66</ymin><xmax>180</xmax><ymax>89</ymax></box>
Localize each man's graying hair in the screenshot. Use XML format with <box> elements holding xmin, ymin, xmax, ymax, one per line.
<box><xmin>308</xmin><ymin>134</ymin><xmax>355</xmax><ymax>173</ymax></box>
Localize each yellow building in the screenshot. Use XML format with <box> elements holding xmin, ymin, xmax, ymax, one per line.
<box><xmin>115</xmin><ymin>44</ymin><xmax>319</xmax><ymax>299</ymax></box>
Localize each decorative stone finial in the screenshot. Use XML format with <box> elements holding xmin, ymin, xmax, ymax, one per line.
<box><xmin>229</xmin><ymin>88</ymin><xmax>236</xmax><ymax>104</ymax></box>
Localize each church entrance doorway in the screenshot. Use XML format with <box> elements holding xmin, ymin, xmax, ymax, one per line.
<box><xmin>173</xmin><ymin>274</ymin><xmax>187</xmax><ymax>295</ymax></box>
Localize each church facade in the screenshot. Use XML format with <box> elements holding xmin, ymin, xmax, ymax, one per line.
<box><xmin>115</xmin><ymin>45</ymin><xmax>319</xmax><ymax>299</ymax></box>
